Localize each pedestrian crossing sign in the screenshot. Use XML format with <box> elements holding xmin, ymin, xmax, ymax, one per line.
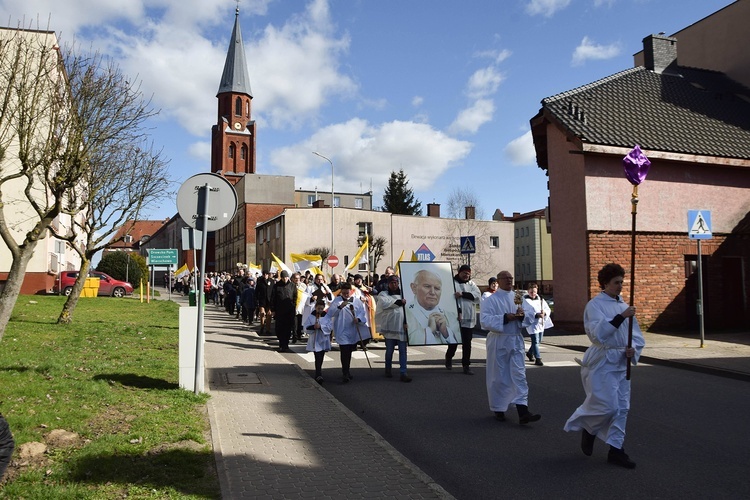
<box><xmin>460</xmin><ymin>236</ymin><xmax>476</xmax><ymax>254</ymax></box>
<box><xmin>688</xmin><ymin>210</ymin><xmax>712</xmax><ymax>240</ymax></box>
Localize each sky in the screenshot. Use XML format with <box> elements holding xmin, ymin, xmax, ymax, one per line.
<box><xmin>0</xmin><ymin>0</ymin><xmax>737</xmax><ymax>222</ymax></box>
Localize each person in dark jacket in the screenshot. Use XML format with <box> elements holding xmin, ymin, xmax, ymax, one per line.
<box><xmin>271</xmin><ymin>271</ymin><xmax>297</xmax><ymax>352</ymax></box>
<box><xmin>255</xmin><ymin>270</ymin><xmax>275</xmax><ymax>335</ymax></box>
<box><xmin>241</xmin><ymin>278</ymin><xmax>256</xmax><ymax>324</ymax></box>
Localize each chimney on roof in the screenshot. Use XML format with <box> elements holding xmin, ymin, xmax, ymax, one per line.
<box><xmin>643</xmin><ymin>33</ymin><xmax>677</xmax><ymax>74</ymax></box>
<box><xmin>427</xmin><ymin>203</ymin><xmax>440</xmax><ymax>218</ymax></box>
<box><xmin>465</xmin><ymin>206</ymin><xmax>475</xmax><ymax>220</ymax></box>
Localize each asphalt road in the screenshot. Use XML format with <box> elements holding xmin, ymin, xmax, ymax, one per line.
<box><xmin>283</xmin><ymin>337</ymin><xmax>750</xmax><ymax>499</ymax></box>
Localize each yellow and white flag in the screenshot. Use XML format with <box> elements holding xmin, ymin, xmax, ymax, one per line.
<box><xmin>270</xmin><ymin>253</ymin><xmax>293</xmax><ymax>275</ymax></box>
<box><xmin>346</xmin><ymin>236</ymin><xmax>369</xmax><ymax>272</ymax></box>
<box><xmin>247</xmin><ymin>263</ymin><xmax>262</xmax><ymax>278</ymax></box>
<box><xmin>175</xmin><ymin>263</ymin><xmax>190</xmax><ymax>279</ymax></box>
<box><xmin>394</xmin><ymin>250</ymin><xmax>406</xmax><ymax>276</ymax></box>
<box><xmin>291</xmin><ymin>253</ymin><xmax>322</xmax><ymax>273</ymax></box>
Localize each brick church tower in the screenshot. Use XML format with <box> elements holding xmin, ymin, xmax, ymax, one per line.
<box><xmin>211</xmin><ymin>6</ymin><xmax>257</xmax><ymax>182</ymax></box>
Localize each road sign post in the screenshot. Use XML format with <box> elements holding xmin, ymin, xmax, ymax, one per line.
<box><xmin>177</xmin><ymin>173</ymin><xmax>238</xmax><ymax>394</ymax></box>
<box><xmin>460</xmin><ymin>236</ymin><xmax>476</xmax><ymax>267</ymax></box>
<box><xmin>688</xmin><ymin>210</ymin><xmax>712</xmax><ymax>348</ymax></box>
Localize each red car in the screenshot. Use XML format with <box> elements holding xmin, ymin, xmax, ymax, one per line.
<box><xmin>56</xmin><ymin>271</ymin><xmax>134</xmax><ymax>298</ymax></box>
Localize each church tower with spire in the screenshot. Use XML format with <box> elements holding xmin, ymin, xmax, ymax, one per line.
<box><xmin>211</xmin><ymin>5</ymin><xmax>256</xmax><ymax>181</ymax></box>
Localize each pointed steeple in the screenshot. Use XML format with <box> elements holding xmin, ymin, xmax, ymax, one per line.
<box><xmin>217</xmin><ymin>6</ymin><xmax>253</xmax><ymax>97</ymax></box>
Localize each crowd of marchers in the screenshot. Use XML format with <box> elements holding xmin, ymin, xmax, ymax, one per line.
<box><xmin>160</xmin><ymin>261</ymin><xmax>643</xmax><ymax>472</ymax></box>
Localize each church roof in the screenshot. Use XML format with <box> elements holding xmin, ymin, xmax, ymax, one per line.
<box><xmin>535</xmin><ymin>65</ymin><xmax>750</xmax><ymax>161</ymax></box>
<box><xmin>217</xmin><ymin>7</ymin><xmax>253</xmax><ymax>97</ymax></box>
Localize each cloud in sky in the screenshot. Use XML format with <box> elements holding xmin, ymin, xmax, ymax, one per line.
<box><xmin>271</xmin><ymin>118</ymin><xmax>473</xmax><ymax>194</ymax></box>
<box><xmin>571</xmin><ymin>36</ymin><xmax>621</xmax><ymax>66</ymax></box>
<box><xmin>525</xmin><ymin>0</ymin><xmax>571</xmax><ymax>17</ymax></box>
<box><xmin>504</xmin><ymin>130</ymin><xmax>536</xmax><ymax>166</ymax></box>
<box><xmin>449</xmin><ymin>99</ymin><xmax>495</xmax><ymax>135</ymax></box>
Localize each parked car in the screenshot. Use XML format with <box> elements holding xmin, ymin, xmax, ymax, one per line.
<box><xmin>56</xmin><ymin>271</ymin><xmax>134</xmax><ymax>298</ymax></box>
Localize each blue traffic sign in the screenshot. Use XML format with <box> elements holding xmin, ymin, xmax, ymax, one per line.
<box><xmin>688</xmin><ymin>210</ymin><xmax>712</xmax><ymax>240</ymax></box>
<box><xmin>460</xmin><ymin>236</ymin><xmax>476</xmax><ymax>255</ymax></box>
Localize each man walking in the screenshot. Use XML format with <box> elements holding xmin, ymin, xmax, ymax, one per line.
<box><xmin>480</xmin><ymin>271</ymin><xmax>541</xmax><ymax>425</ymax></box>
<box><xmin>271</xmin><ymin>271</ymin><xmax>296</xmax><ymax>352</ymax></box>
<box><xmin>446</xmin><ymin>265</ymin><xmax>480</xmax><ymax>375</ymax></box>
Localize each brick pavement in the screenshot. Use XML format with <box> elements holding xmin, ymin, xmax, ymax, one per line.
<box><xmin>196</xmin><ymin>299</ymin><xmax>452</xmax><ymax>500</ymax></box>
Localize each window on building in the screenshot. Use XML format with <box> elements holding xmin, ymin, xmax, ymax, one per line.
<box><xmin>515</xmin><ymin>228</ymin><xmax>518</xmax><ymax>238</ymax></box>
<box><xmin>307</xmin><ymin>194</ymin><xmax>316</xmax><ymax>206</ymax></box>
<box><xmin>333</xmin><ymin>196</ymin><xmax>341</xmax><ymax>207</ymax></box>
<box><xmin>235</xmin><ymin>97</ymin><xmax>242</xmax><ymax>116</ymax></box>
<box><xmin>526</xmin><ymin>245</ymin><xmax>530</xmax><ymax>256</ymax></box>
<box><xmin>228</xmin><ymin>144</ymin><xmax>235</xmax><ymax>158</ymax></box>
<box><xmin>355</xmin><ymin>197</ymin><xmax>363</xmax><ymax>209</ymax></box>
<box><xmin>55</xmin><ymin>240</ymin><xmax>66</xmax><ymax>254</ymax></box>
<box><xmin>275</xmin><ymin>221</ymin><xmax>281</xmax><ymax>238</ymax></box>
<box><xmin>525</xmin><ymin>227</ymin><xmax>529</xmax><ymax>236</ymax></box>
<box><xmin>240</xmin><ymin>145</ymin><xmax>247</xmax><ymax>160</ymax></box>
<box><xmin>490</xmin><ymin>236</ymin><xmax>499</xmax><ymax>248</ymax></box>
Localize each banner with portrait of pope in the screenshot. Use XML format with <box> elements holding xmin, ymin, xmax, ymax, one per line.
<box><xmin>398</xmin><ymin>261</ymin><xmax>461</xmax><ymax>346</ymax></box>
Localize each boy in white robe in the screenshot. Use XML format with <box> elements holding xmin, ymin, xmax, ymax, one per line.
<box><xmin>564</xmin><ymin>263</ymin><xmax>645</xmax><ymax>469</ymax></box>
<box><xmin>304</xmin><ymin>300</ymin><xmax>332</xmax><ymax>384</ymax></box>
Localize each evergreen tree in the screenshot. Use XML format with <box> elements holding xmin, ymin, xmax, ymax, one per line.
<box><xmin>382</xmin><ymin>169</ymin><xmax>422</xmax><ymax>215</ymax></box>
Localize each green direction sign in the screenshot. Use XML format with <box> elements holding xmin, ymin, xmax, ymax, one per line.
<box><xmin>148</xmin><ymin>248</ymin><xmax>178</xmax><ymax>266</ymax></box>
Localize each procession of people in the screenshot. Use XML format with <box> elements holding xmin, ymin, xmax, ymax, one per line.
<box><xmin>190</xmin><ymin>259</ymin><xmax>642</xmax><ymax>470</ymax></box>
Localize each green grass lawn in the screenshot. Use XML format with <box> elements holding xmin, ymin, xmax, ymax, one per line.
<box><xmin>0</xmin><ymin>296</ymin><xmax>219</xmax><ymax>499</ymax></box>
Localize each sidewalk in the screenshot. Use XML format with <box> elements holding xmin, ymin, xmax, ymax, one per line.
<box><xmin>166</xmin><ymin>292</ymin><xmax>750</xmax><ymax>498</ymax></box>
<box><xmin>181</xmin><ymin>294</ymin><xmax>452</xmax><ymax>500</ymax></box>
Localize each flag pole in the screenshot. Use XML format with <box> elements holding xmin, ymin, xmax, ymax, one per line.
<box><xmin>622</xmin><ymin>144</ymin><xmax>650</xmax><ymax>381</ymax></box>
<box><xmin>627</xmin><ymin>185</ymin><xmax>638</xmax><ymax>380</ymax></box>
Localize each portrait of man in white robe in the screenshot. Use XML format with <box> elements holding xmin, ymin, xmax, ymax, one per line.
<box><xmin>399</xmin><ymin>262</ymin><xmax>461</xmax><ymax>346</ymax></box>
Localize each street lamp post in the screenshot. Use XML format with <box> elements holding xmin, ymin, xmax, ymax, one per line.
<box><xmin>312</xmin><ymin>151</ymin><xmax>335</xmax><ymax>257</ymax></box>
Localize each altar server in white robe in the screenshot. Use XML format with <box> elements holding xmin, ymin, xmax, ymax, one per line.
<box><xmin>327</xmin><ymin>283</ymin><xmax>369</xmax><ymax>383</ymax></box>
<box><xmin>564</xmin><ymin>263</ymin><xmax>645</xmax><ymax>469</ymax></box>
<box><xmin>480</xmin><ymin>270</ymin><xmax>541</xmax><ymax>425</ymax></box>
<box><xmin>304</xmin><ymin>300</ymin><xmax>333</xmax><ymax>384</ymax></box>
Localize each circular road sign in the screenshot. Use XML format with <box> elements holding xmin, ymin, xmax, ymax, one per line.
<box><xmin>176</xmin><ymin>173</ymin><xmax>237</xmax><ymax>232</ymax></box>
<box><xmin>327</xmin><ymin>255</ymin><xmax>339</xmax><ymax>268</ymax></box>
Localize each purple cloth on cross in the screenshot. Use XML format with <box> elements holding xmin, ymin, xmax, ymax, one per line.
<box><xmin>622</xmin><ymin>144</ymin><xmax>651</xmax><ymax>185</ymax></box>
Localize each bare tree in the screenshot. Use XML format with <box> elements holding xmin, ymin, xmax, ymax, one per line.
<box><xmin>54</xmin><ymin>141</ymin><xmax>171</xmax><ymax>324</ymax></box>
<box><xmin>303</xmin><ymin>247</ymin><xmax>330</xmax><ymax>261</ymax></box>
<box><xmin>370</xmin><ymin>236</ymin><xmax>387</xmax><ymax>275</ymax></box>
<box><xmin>444</xmin><ymin>187</ymin><xmax>492</xmax><ymax>277</ymax></box>
<box><xmin>0</xmin><ymin>27</ymin><xmax>158</xmax><ymax>339</ymax></box>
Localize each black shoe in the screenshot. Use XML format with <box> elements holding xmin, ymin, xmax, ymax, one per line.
<box><xmin>385</xmin><ymin>368</ymin><xmax>393</xmax><ymax>378</ymax></box>
<box><xmin>519</xmin><ymin>412</ymin><xmax>541</xmax><ymax>425</ymax></box>
<box><xmin>608</xmin><ymin>447</ymin><xmax>636</xmax><ymax>469</ymax></box>
<box><xmin>278</xmin><ymin>348</ymin><xmax>291</xmax><ymax>353</ymax></box>
<box><xmin>342</xmin><ymin>375</ymin><xmax>349</xmax><ymax>384</ymax></box>
<box><xmin>535</xmin><ymin>359</ymin><xmax>544</xmax><ymax>366</ymax></box>
<box><xmin>400</xmin><ymin>373</ymin><xmax>412</xmax><ymax>383</ymax></box>
<box><xmin>315</xmin><ymin>376</ymin><xmax>324</xmax><ymax>384</ymax></box>
<box><xmin>463</xmin><ymin>367</ymin><xmax>474</xmax><ymax>375</ymax></box>
<box><xmin>581</xmin><ymin>430</ymin><xmax>595</xmax><ymax>456</ymax></box>
<box><xmin>494</xmin><ymin>412</ymin><xmax>506</xmax><ymax>422</ymax></box>
<box><xmin>346</xmin><ymin>372</ymin><xmax>354</xmax><ymax>380</ymax></box>
<box><xmin>445</xmin><ymin>358</ymin><xmax>452</xmax><ymax>370</ymax></box>
<box><xmin>526</xmin><ymin>351</ymin><xmax>534</xmax><ymax>362</ymax></box>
